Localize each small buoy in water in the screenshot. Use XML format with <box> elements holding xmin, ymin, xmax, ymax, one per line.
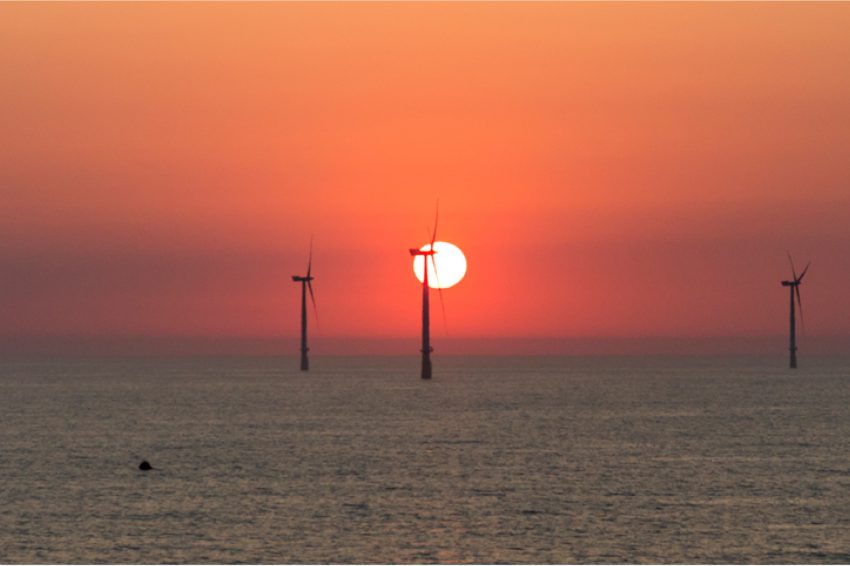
<box><xmin>139</xmin><ymin>460</ymin><xmax>153</xmax><ymax>471</ymax></box>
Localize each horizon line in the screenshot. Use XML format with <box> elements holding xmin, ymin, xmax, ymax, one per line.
<box><xmin>2</xmin><ymin>334</ymin><xmax>847</xmax><ymax>357</ymax></box>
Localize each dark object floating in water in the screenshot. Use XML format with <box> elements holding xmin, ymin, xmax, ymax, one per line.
<box><xmin>139</xmin><ymin>460</ymin><xmax>153</xmax><ymax>471</ymax></box>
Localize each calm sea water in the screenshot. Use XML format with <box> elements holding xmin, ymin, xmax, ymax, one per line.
<box><xmin>2</xmin><ymin>355</ymin><xmax>850</xmax><ymax>564</ymax></box>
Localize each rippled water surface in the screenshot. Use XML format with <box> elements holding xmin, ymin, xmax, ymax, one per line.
<box><xmin>2</xmin><ymin>355</ymin><xmax>850</xmax><ymax>563</ymax></box>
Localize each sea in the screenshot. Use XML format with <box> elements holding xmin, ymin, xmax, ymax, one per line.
<box><xmin>2</xmin><ymin>355</ymin><xmax>850</xmax><ymax>564</ymax></box>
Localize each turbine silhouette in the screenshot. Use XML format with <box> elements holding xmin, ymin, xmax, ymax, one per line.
<box><xmin>409</xmin><ymin>204</ymin><xmax>447</xmax><ymax>379</ymax></box>
<box><xmin>781</xmin><ymin>253</ymin><xmax>810</xmax><ymax>369</ymax></box>
<box><xmin>292</xmin><ymin>238</ymin><xmax>318</xmax><ymax>371</ymax></box>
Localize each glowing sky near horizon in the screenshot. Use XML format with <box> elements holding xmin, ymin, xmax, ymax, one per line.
<box><xmin>1</xmin><ymin>2</ymin><xmax>849</xmax><ymax>352</ymax></box>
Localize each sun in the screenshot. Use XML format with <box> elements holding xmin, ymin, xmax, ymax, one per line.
<box><xmin>412</xmin><ymin>241</ymin><xmax>467</xmax><ymax>289</ymax></box>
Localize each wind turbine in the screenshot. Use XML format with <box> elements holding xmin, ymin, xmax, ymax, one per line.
<box><xmin>781</xmin><ymin>253</ymin><xmax>810</xmax><ymax>369</ymax></box>
<box><xmin>409</xmin><ymin>206</ymin><xmax>447</xmax><ymax>380</ymax></box>
<box><xmin>292</xmin><ymin>239</ymin><xmax>318</xmax><ymax>371</ymax></box>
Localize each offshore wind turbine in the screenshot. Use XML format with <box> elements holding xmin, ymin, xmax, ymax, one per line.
<box><xmin>292</xmin><ymin>239</ymin><xmax>318</xmax><ymax>371</ymax></box>
<box><xmin>781</xmin><ymin>253</ymin><xmax>810</xmax><ymax>369</ymax></box>
<box><xmin>409</xmin><ymin>207</ymin><xmax>447</xmax><ymax>380</ymax></box>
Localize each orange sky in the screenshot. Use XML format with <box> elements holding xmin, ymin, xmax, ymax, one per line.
<box><xmin>1</xmin><ymin>2</ymin><xmax>849</xmax><ymax>355</ymax></box>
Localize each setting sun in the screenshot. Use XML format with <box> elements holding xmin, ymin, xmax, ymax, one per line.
<box><xmin>412</xmin><ymin>241</ymin><xmax>467</xmax><ymax>289</ymax></box>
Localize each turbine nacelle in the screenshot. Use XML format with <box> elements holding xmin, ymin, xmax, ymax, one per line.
<box><xmin>409</xmin><ymin>248</ymin><xmax>436</xmax><ymax>257</ymax></box>
<box><xmin>292</xmin><ymin>275</ymin><xmax>314</xmax><ymax>282</ymax></box>
<box><xmin>783</xmin><ymin>253</ymin><xmax>810</xmax><ymax>286</ymax></box>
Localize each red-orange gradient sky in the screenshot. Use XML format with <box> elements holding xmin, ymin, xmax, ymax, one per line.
<box><xmin>2</xmin><ymin>3</ymin><xmax>849</xmax><ymax>355</ymax></box>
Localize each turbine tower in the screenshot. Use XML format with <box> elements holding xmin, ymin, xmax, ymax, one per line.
<box><xmin>292</xmin><ymin>239</ymin><xmax>317</xmax><ymax>371</ymax></box>
<box><xmin>409</xmin><ymin>206</ymin><xmax>446</xmax><ymax>380</ymax></box>
<box><xmin>781</xmin><ymin>253</ymin><xmax>810</xmax><ymax>369</ymax></box>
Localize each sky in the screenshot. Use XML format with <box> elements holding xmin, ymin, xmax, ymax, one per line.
<box><xmin>1</xmin><ymin>2</ymin><xmax>849</xmax><ymax>356</ymax></box>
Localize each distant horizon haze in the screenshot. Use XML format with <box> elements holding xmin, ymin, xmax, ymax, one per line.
<box><xmin>1</xmin><ymin>334</ymin><xmax>847</xmax><ymax>358</ymax></box>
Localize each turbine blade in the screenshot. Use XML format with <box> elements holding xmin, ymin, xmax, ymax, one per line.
<box><xmin>786</xmin><ymin>251</ymin><xmax>798</xmax><ymax>281</ymax></box>
<box><xmin>307</xmin><ymin>280</ymin><xmax>319</xmax><ymax>325</ymax></box>
<box><xmin>429</xmin><ymin>254</ymin><xmax>449</xmax><ymax>335</ymax></box>
<box><xmin>307</xmin><ymin>236</ymin><xmax>313</xmax><ymax>278</ymax></box>
<box><xmin>797</xmin><ymin>261</ymin><xmax>811</xmax><ymax>282</ymax></box>
<box><xmin>795</xmin><ymin>285</ymin><xmax>804</xmax><ymax>335</ymax></box>
<box><xmin>431</xmin><ymin>199</ymin><xmax>439</xmax><ymax>246</ymax></box>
